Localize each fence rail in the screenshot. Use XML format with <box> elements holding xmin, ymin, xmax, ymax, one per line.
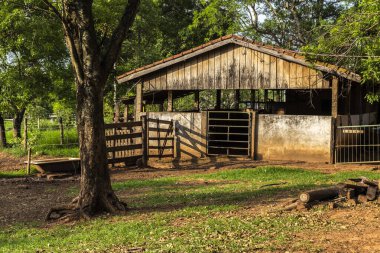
<box><xmin>335</xmin><ymin>124</ymin><xmax>380</xmax><ymax>164</ymax></box>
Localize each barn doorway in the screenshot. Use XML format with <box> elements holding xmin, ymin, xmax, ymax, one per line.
<box><xmin>206</xmin><ymin>111</ymin><xmax>251</xmax><ymax>157</ymax></box>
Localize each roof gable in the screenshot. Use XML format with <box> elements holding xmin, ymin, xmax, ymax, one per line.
<box><xmin>117</xmin><ymin>35</ymin><xmax>361</xmax><ymax>84</ymax></box>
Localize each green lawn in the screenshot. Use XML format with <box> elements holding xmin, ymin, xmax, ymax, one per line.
<box><xmin>2</xmin><ymin>119</ymin><xmax>79</xmax><ymax>158</ymax></box>
<box><xmin>1</xmin><ymin>166</ymin><xmax>379</xmax><ymax>253</ymax></box>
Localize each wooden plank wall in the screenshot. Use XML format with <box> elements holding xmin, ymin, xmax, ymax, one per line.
<box><xmin>143</xmin><ymin>44</ymin><xmax>330</xmax><ymax>91</ymax></box>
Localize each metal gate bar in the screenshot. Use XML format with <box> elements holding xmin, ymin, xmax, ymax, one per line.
<box><xmin>335</xmin><ymin>124</ymin><xmax>380</xmax><ymax>164</ymax></box>
<box><xmin>207</xmin><ymin>111</ymin><xmax>251</xmax><ymax>157</ymax></box>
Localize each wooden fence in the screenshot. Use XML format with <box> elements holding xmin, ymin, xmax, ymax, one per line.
<box><xmin>105</xmin><ymin>117</ymin><xmax>175</xmax><ymax>166</ymax></box>
<box><xmin>148</xmin><ymin>118</ymin><xmax>175</xmax><ymax>159</ymax></box>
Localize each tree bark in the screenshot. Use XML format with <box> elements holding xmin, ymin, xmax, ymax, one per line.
<box><xmin>0</xmin><ymin>114</ymin><xmax>7</xmax><ymax>147</ymax></box>
<box><xmin>42</xmin><ymin>0</ymin><xmax>140</xmax><ymax>219</ymax></box>
<box><xmin>75</xmin><ymin>81</ymin><xmax>126</xmax><ymax>214</ymax></box>
<box><xmin>12</xmin><ymin>109</ymin><xmax>25</xmax><ymax>139</ymax></box>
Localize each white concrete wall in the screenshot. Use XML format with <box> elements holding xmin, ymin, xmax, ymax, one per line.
<box><xmin>256</xmin><ymin>115</ymin><xmax>332</xmax><ymax>162</ymax></box>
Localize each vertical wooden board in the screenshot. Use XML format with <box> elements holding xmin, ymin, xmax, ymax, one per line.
<box><xmin>296</xmin><ymin>64</ymin><xmax>304</xmax><ymax>88</ymax></box>
<box><xmin>263</xmin><ymin>53</ymin><xmax>271</xmax><ymax>88</ymax></box>
<box><xmin>184</xmin><ymin>60</ymin><xmax>191</xmax><ymax>90</ymax></box>
<box><xmin>269</xmin><ymin>56</ymin><xmax>277</xmax><ymax>89</ymax></box>
<box><xmin>316</xmin><ymin>70</ymin><xmax>324</xmax><ymax>88</ymax></box>
<box><xmin>288</xmin><ymin>62</ymin><xmax>298</xmax><ymax>89</ymax></box>
<box><xmin>256</xmin><ymin>51</ymin><xmax>264</xmax><ymax>89</ymax></box>
<box><xmin>167</xmin><ymin>65</ymin><xmax>174</xmax><ymax>90</ymax></box>
<box><xmin>208</xmin><ymin>50</ymin><xmax>215</xmax><ymax>89</ymax></box>
<box><xmin>233</xmin><ymin>45</ymin><xmax>241</xmax><ymax>89</ymax></box>
<box><xmin>158</xmin><ymin>70</ymin><xmax>167</xmax><ymax>90</ymax></box>
<box><xmin>197</xmin><ymin>55</ymin><xmax>203</xmax><ymax>89</ymax></box>
<box><xmin>220</xmin><ymin>45</ymin><xmax>228</xmax><ymax>89</ymax></box>
<box><xmin>243</xmin><ymin>47</ymin><xmax>252</xmax><ymax>89</ymax></box>
<box><xmin>303</xmin><ymin>66</ymin><xmax>310</xmax><ymax>89</ymax></box>
<box><xmin>190</xmin><ymin>57</ymin><xmax>198</xmax><ymax>89</ymax></box>
<box><xmin>282</xmin><ymin>60</ymin><xmax>290</xmax><ymax>89</ymax></box>
<box><xmin>226</xmin><ymin>44</ymin><xmax>235</xmax><ymax>89</ymax></box>
<box><xmin>178</xmin><ymin>61</ymin><xmax>185</xmax><ymax>90</ymax></box>
<box><xmin>251</xmin><ymin>49</ymin><xmax>259</xmax><ymax>89</ymax></box>
<box><xmin>201</xmin><ymin>53</ymin><xmax>209</xmax><ymax>90</ymax></box>
<box><xmin>276</xmin><ymin>58</ymin><xmax>284</xmax><ymax>89</ymax></box>
<box><xmin>172</xmin><ymin>64</ymin><xmax>180</xmax><ymax>90</ymax></box>
<box><xmin>309</xmin><ymin>68</ymin><xmax>318</xmax><ymax>89</ymax></box>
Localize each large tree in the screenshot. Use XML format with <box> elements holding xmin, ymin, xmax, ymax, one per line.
<box><xmin>39</xmin><ymin>0</ymin><xmax>140</xmax><ymax>220</ymax></box>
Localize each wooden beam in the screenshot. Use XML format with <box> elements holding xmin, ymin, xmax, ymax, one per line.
<box><xmin>167</xmin><ymin>91</ymin><xmax>173</xmax><ymax>112</ymax></box>
<box><xmin>331</xmin><ymin>77</ymin><xmax>339</xmax><ymax>118</ymax></box>
<box><xmin>216</xmin><ymin>90</ymin><xmax>221</xmax><ymax>110</ymax></box>
<box><xmin>135</xmin><ymin>82</ymin><xmax>143</xmax><ymax>121</ymax></box>
<box><xmin>113</xmin><ymin>102</ymin><xmax>120</xmax><ymax>123</ymax></box>
<box><xmin>194</xmin><ymin>91</ymin><xmax>200</xmax><ymax>111</ymax></box>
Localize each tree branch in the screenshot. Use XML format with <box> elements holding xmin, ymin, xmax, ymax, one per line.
<box><xmin>101</xmin><ymin>0</ymin><xmax>140</xmax><ymax>81</ymax></box>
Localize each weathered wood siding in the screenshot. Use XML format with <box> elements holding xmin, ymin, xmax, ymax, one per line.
<box><xmin>143</xmin><ymin>44</ymin><xmax>329</xmax><ymax>91</ymax></box>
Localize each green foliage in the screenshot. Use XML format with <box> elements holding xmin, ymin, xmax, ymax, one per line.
<box><xmin>303</xmin><ymin>0</ymin><xmax>380</xmax><ymax>101</ymax></box>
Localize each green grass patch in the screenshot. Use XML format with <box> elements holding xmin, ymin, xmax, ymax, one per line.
<box><xmin>1</xmin><ymin>166</ymin><xmax>379</xmax><ymax>252</ymax></box>
<box><xmin>0</xmin><ymin>168</ymin><xmax>38</xmax><ymax>178</ymax></box>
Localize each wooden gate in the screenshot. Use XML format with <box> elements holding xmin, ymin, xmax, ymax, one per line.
<box><xmin>148</xmin><ymin>118</ymin><xmax>175</xmax><ymax>159</ymax></box>
<box><xmin>105</xmin><ymin>121</ymin><xmax>144</xmax><ymax>165</ymax></box>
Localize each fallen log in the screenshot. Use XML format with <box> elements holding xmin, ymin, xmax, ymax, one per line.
<box><xmin>299</xmin><ymin>187</ymin><xmax>341</xmax><ymax>204</ymax></box>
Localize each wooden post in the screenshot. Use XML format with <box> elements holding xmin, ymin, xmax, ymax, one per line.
<box><xmin>194</xmin><ymin>91</ymin><xmax>200</xmax><ymax>112</ymax></box>
<box><xmin>167</xmin><ymin>91</ymin><xmax>173</xmax><ymax>112</ymax></box>
<box><xmin>27</xmin><ymin>147</ymin><xmax>31</xmax><ymax>175</ymax></box>
<box><xmin>251</xmin><ymin>111</ymin><xmax>257</xmax><ymax>160</ymax></box>
<box><xmin>59</xmin><ymin>117</ymin><xmax>64</xmax><ymax>145</ymax></box>
<box><xmin>123</xmin><ymin>104</ymin><xmax>129</xmax><ymax>122</ymax></box>
<box><xmin>135</xmin><ymin>82</ymin><xmax>143</xmax><ymax>121</ymax></box>
<box><xmin>114</xmin><ymin>102</ymin><xmax>120</xmax><ymax>123</ymax></box>
<box><xmin>250</xmin><ymin>90</ymin><xmax>255</xmax><ymax>109</ymax></box>
<box><xmin>23</xmin><ymin>117</ymin><xmax>28</xmax><ymax>151</ymax></box>
<box><xmin>330</xmin><ymin>117</ymin><xmax>337</xmax><ymax>164</ymax></box>
<box><xmin>141</xmin><ymin>115</ymin><xmax>148</xmax><ymax>166</ymax></box>
<box><xmin>331</xmin><ymin>77</ymin><xmax>339</xmax><ymax>118</ymax></box>
<box><xmin>173</xmin><ymin>120</ymin><xmax>177</xmax><ymax>158</ymax></box>
<box><xmin>234</xmin><ymin>90</ymin><xmax>240</xmax><ymax>110</ymax></box>
<box><xmin>216</xmin><ymin>90</ymin><xmax>221</xmax><ymax>110</ymax></box>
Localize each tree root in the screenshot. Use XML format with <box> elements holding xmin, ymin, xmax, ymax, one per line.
<box><xmin>46</xmin><ymin>195</ymin><xmax>128</xmax><ymax>223</ymax></box>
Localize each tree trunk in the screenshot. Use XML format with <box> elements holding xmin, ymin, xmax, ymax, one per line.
<box><xmin>12</xmin><ymin>109</ymin><xmax>25</xmax><ymax>139</ymax></box>
<box><xmin>76</xmin><ymin>79</ymin><xmax>126</xmax><ymax>215</ymax></box>
<box><xmin>0</xmin><ymin>114</ymin><xmax>7</xmax><ymax>147</ymax></box>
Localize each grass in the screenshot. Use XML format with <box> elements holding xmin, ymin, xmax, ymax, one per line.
<box><xmin>0</xmin><ymin>168</ymin><xmax>38</xmax><ymax>178</ymax></box>
<box><xmin>2</xmin><ymin>121</ymin><xmax>79</xmax><ymax>158</ymax></box>
<box><xmin>1</xmin><ymin>166</ymin><xmax>380</xmax><ymax>252</ymax></box>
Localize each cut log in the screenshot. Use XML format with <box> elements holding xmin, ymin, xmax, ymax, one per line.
<box><xmin>299</xmin><ymin>187</ymin><xmax>341</xmax><ymax>203</ymax></box>
<box><xmin>366</xmin><ymin>185</ymin><xmax>378</xmax><ymax>201</ymax></box>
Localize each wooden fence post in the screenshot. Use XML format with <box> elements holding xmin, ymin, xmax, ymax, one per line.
<box><xmin>23</xmin><ymin>117</ymin><xmax>28</xmax><ymax>151</ymax></box>
<box><xmin>27</xmin><ymin>147</ymin><xmax>31</xmax><ymax>175</ymax></box>
<box><xmin>141</xmin><ymin>116</ymin><xmax>148</xmax><ymax>166</ymax></box>
<box><xmin>251</xmin><ymin>111</ymin><xmax>257</xmax><ymax>160</ymax></box>
<box><xmin>173</xmin><ymin>120</ymin><xmax>177</xmax><ymax>158</ymax></box>
<box><xmin>59</xmin><ymin>117</ymin><xmax>64</xmax><ymax>145</ymax></box>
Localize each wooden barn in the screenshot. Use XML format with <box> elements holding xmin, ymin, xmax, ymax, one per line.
<box><xmin>116</xmin><ymin>35</ymin><xmax>378</xmax><ymax>164</ymax></box>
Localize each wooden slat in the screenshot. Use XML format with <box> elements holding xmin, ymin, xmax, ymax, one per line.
<box><xmin>208</xmin><ymin>50</ymin><xmax>215</xmax><ymax>88</ymax></box>
<box><xmin>215</xmin><ymin>48</ymin><xmax>222</xmax><ymax>89</ymax></box>
<box><xmin>270</xmin><ymin>56</ymin><xmax>277</xmax><ymax>88</ymax></box>
<box><xmin>149</xmin><ymin>154</ymin><xmax>174</xmax><ymax>158</ymax></box>
<box><xmin>149</xmin><ymin>137</ymin><xmax>174</xmax><ymax>141</ymax></box>
<box><xmin>233</xmin><ymin>44</ymin><xmax>240</xmax><ymax>89</ymax></box>
<box><xmin>251</xmin><ymin>49</ymin><xmax>258</xmax><ymax>89</ymax></box>
<box><xmin>107</xmin><ymin>144</ymin><xmax>142</xmax><ymax>152</ymax></box>
<box><xmin>106</xmin><ymin>132</ymin><xmax>142</xmax><ymax>141</ymax></box>
<box><xmin>190</xmin><ymin>57</ymin><xmax>198</xmax><ymax>89</ymax></box>
<box><xmin>197</xmin><ymin>55</ymin><xmax>203</xmax><ymax>90</ymax></box>
<box><xmin>148</xmin><ymin>127</ymin><xmax>173</xmax><ymax>132</ymax></box>
<box><xmin>257</xmin><ymin>51</ymin><xmax>264</xmax><ymax>88</ymax></box>
<box><xmin>227</xmin><ymin>44</ymin><xmax>235</xmax><ymax>89</ymax></box>
<box><xmin>263</xmin><ymin>53</ymin><xmax>271</xmax><ymax>88</ymax></box>
<box><xmin>148</xmin><ymin>146</ymin><xmax>173</xmax><ymax>150</ymax></box>
<box><xmin>241</xmin><ymin>47</ymin><xmax>250</xmax><ymax>89</ymax></box>
<box><xmin>178</xmin><ymin>61</ymin><xmax>185</xmax><ymax>90</ymax></box>
<box><xmin>147</xmin><ymin>118</ymin><xmax>172</xmax><ymax>124</ymax></box>
<box><xmin>105</xmin><ymin>121</ymin><xmax>142</xmax><ymax>129</ymax></box>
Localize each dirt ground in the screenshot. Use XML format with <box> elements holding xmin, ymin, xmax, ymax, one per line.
<box><xmin>1</xmin><ymin>154</ymin><xmax>380</xmax><ymax>252</ymax></box>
